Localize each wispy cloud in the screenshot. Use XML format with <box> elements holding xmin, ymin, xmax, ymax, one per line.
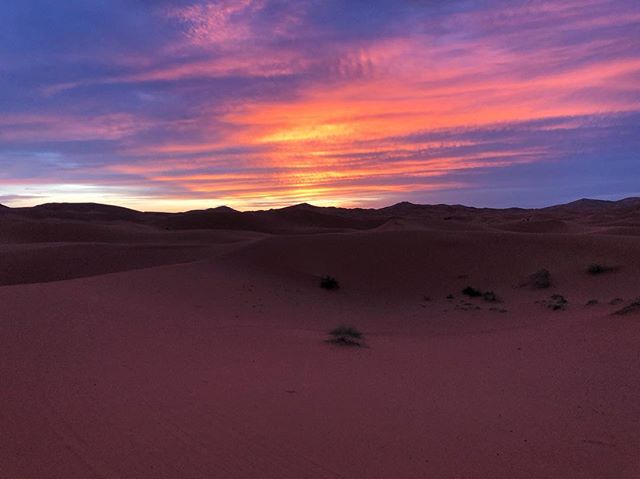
<box><xmin>0</xmin><ymin>0</ymin><xmax>639</xmax><ymax>209</ymax></box>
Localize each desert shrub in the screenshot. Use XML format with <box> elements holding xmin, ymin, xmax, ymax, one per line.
<box><xmin>483</xmin><ymin>291</ymin><xmax>499</xmax><ymax>303</ymax></box>
<box><xmin>585</xmin><ymin>299</ymin><xmax>599</xmax><ymax>306</ymax></box>
<box><xmin>461</xmin><ymin>287</ymin><xmax>499</xmax><ymax>302</ymax></box>
<box><xmin>327</xmin><ymin>326</ymin><xmax>364</xmax><ymax>346</ymax></box>
<box><xmin>320</xmin><ymin>275</ymin><xmax>340</xmax><ymax>290</ymax></box>
<box><xmin>587</xmin><ymin>264</ymin><xmax>616</xmax><ymax>275</ymax></box>
<box><xmin>462</xmin><ymin>286</ymin><xmax>483</xmax><ymax>297</ymax></box>
<box><xmin>613</xmin><ymin>299</ymin><xmax>640</xmax><ymax>316</ymax></box>
<box><xmin>526</xmin><ymin>269</ymin><xmax>551</xmax><ymax>289</ymax></box>
<box><xmin>548</xmin><ymin>294</ymin><xmax>568</xmax><ymax>311</ymax></box>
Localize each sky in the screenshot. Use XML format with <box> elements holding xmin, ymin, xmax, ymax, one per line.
<box><xmin>1</xmin><ymin>0</ymin><xmax>639</xmax><ymax>211</ymax></box>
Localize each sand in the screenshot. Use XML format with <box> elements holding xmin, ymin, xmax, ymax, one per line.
<box><xmin>1</xmin><ymin>199</ymin><xmax>639</xmax><ymax>478</ymax></box>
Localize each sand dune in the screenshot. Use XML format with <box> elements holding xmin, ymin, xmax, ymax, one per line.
<box><xmin>4</xmin><ymin>197</ymin><xmax>640</xmax><ymax>236</ymax></box>
<box><xmin>0</xmin><ymin>243</ymin><xmax>215</xmax><ymax>286</ymax></box>
<box><xmin>5</xmin><ymin>202</ymin><xmax>147</xmax><ymax>222</ymax></box>
<box><xmin>1</xmin><ymin>198</ymin><xmax>639</xmax><ymax>478</ymax></box>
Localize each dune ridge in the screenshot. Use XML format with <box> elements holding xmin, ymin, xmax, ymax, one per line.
<box><xmin>2</xmin><ymin>197</ymin><xmax>640</xmax><ymax>235</ymax></box>
<box><xmin>0</xmin><ymin>197</ymin><xmax>638</xmax><ymax>286</ymax></box>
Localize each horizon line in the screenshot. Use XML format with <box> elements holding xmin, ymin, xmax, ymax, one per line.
<box><xmin>2</xmin><ymin>194</ymin><xmax>639</xmax><ymax>215</ymax></box>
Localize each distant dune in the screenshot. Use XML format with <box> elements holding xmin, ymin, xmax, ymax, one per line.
<box><xmin>1</xmin><ymin>198</ymin><xmax>639</xmax><ymax>478</ymax></box>
<box><xmin>3</xmin><ymin>197</ymin><xmax>640</xmax><ymax>235</ymax></box>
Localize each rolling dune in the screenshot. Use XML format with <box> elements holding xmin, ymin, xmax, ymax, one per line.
<box><xmin>1</xmin><ymin>199</ymin><xmax>639</xmax><ymax>478</ymax></box>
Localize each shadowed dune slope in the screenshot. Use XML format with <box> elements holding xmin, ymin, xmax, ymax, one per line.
<box><xmin>1</xmin><ymin>197</ymin><xmax>639</xmax><ymax>288</ymax></box>
<box><xmin>224</xmin><ymin>229</ymin><xmax>640</xmax><ymax>302</ymax></box>
<box><xmin>0</xmin><ymin>243</ymin><xmax>215</xmax><ymax>286</ymax></box>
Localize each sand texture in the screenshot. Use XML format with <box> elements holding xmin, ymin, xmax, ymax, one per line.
<box><xmin>1</xmin><ymin>199</ymin><xmax>639</xmax><ymax>478</ymax></box>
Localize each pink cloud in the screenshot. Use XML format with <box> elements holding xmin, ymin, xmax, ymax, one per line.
<box><xmin>0</xmin><ymin>113</ymin><xmax>148</xmax><ymax>142</ymax></box>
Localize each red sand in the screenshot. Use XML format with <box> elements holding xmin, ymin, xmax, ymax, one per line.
<box><xmin>1</xmin><ymin>200</ymin><xmax>639</xmax><ymax>478</ymax></box>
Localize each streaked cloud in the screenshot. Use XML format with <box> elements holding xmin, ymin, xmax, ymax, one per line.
<box><xmin>0</xmin><ymin>0</ymin><xmax>638</xmax><ymax>210</ymax></box>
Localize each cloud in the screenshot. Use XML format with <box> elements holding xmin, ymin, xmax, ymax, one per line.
<box><xmin>0</xmin><ymin>0</ymin><xmax>639</xmax><ymax>210</ymax></box>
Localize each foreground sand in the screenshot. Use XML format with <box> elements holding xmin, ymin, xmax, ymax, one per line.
<box><xmin>1</xmin><ymin>200</ymin><xmax>639</xmax><ymax>478</ymax></box>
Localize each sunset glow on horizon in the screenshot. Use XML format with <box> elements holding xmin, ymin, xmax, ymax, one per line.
<box><xmin>1</xmin><ymin>0</ymin><xmax>639</xmax><ymax>211</ymax></box>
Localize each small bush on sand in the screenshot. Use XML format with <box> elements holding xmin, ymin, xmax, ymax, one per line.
<box><xmin>462</xmin><ymin>286</ymin><xmax>483</xmax><ymax>297</ymax></box>
<box><xmin>327</xmin><ymin>326</ymin><xmax>364</xmax><ymax>347</ymax></box>
<box><xmin>483</xmin><ymin>291</ymin><xmax>499</xmax><ymax>303</ymax></box>
<box><xmin>547</xmin><ymin>294</ymin><xmax>568</xmax><ymax>311</ymax></box>
<box><xmin>613</xmin><ymin>299</ymin><xmax>640</xmax><ymax>316</ymax></box>
<box><xmin>462</xmin><ymin>287</ymin><xmax>499</xmax><ymax>302</ymax></box>
<box><xmin>320</xmin><ymin>275</ymin><xmax>340</xmax><ymax>290</ymax></box>
<box><xmin>587</xmin><ymin>264</ymin><xmax>616</xmax><ymax>275</ymax></box>
<box><xmin>525</xmin><ymin>269</ymin><xmax>551</xmax><ymax>289</ymax></box>
<box><xmin>585</xmin><ymin>299</ymin><xmax>599</xmax><ymax>306</ymax></box>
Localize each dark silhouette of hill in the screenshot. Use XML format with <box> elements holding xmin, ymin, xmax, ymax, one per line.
<box><xmin>159</xmin><ymin>203</ymin><xmax>386</xmax><ymax>233</ymax></box>
<box><xmin>542</xmin><ymin>197</ymin><xmax>640</xmax><ymax>213</ymax></box>
<box><xmin>8</xmin><ymin>202</ymin><xmax>146</xmax><ymax>222</ymax></box>
<box><xmin>1</xmin><ymin>197</ymin><xmax>638</xmax><ymax>235</ymax></box>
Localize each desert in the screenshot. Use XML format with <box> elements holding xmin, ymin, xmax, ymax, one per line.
<box><xmin>1</xmin><ymin>199</ymin><xmax>639</xmax><ymax>478</ymax></box>
<box><xmin>3</xmin><ymin>2</ymin><xmax>640</xmax><ymax>476</ymax></box>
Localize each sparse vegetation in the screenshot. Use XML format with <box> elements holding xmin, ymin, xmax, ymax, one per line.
<box><xmin>546</xmin><ymin>294</ymin><xmax>568</xmax><ymax>311</ymax></box>
<box><xmin>526</xmin><ymin>269</ymin><xmax>551</xmax><ymax>289</ymax></box>
<box><xmin>462</xmin><ymin>286</ymin><xmax>500</xmax><ymax>302</ymax></box>
<box><xmin>613</xmin><ymin>299</ymin><xmax>640</xmax><ymax>316</ymax></box>
<box><xmin>587</xmin><ymin>264</ymin><xmax>617</xmax><ymax>275</ymax></box>
<box><xmin>327</xmin><ymin>326</ymin><xmax>364</xmax><ymax>347</ymax></box>
<box><xmin>320</xmin><ymin>275</ymin><xmax>340</xmax><ymax>290</ymax></box>
<box><xmin>483</xmin><ymin>291</ymin><xmax>499</xmax><ymax>303</ymax></box>
<box><xmin>462</xmin><ymin>286</ymin><xmax>483</xmax><ymax>297</ymax></box>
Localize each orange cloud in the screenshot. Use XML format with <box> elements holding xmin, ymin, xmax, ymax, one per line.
<box><xmin>13</xmin><ymin>0</ymin><xmax>639</xmax><ymax>210</ymax></box>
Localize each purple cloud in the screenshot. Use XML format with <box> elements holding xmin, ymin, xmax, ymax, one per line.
<box><xmin>0</xmin><ymin>0</ymin><xmax>639</xmax><ymax>210</ymax></box>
